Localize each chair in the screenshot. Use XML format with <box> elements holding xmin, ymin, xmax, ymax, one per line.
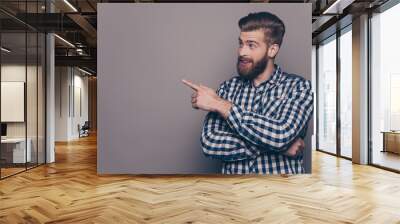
<box><xmin>78</xmin><ymin>121</ymin><xmax>90</xmax><ymax>138</ymax></box>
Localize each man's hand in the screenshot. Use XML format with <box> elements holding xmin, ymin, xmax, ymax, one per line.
<box><xmin>284</xmin><ymin>138</ymin><xmax>305</xmax><ymax>157</ymax></box>
<box><xmin>182</xmin><ymin>79</ymin><xmax>229</xmax><ymax>113</ymax></box>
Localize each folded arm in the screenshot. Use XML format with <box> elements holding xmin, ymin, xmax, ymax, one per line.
<box><xmin>221</xmin><ymin>80</ymin><xmax>313</xmax><ymax>153</ymax></box>
<box><xmin>200</xmin><ymin>111</ymin><xmax>260</xmax><ymax>161</ymax></box>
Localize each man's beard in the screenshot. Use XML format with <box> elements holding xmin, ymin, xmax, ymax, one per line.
<box><xmin>236</xmin><ymin>55</ymin><xmax>268</xmax><ymax>81</ymax></box>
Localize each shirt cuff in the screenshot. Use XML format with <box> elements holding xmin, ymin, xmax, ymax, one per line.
<box><xmin>226</xmin><ymin>103</ymin><xmax>243</xmax><ymax>131</ymax></box>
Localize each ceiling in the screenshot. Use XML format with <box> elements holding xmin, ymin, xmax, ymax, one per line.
<box><xmin>0</xmin><ymin>0</ymin><xmax>392</xmax><ymax>75</ymax></box>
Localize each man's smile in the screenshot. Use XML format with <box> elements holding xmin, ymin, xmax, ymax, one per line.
<box><xmin>238</xmin><ymin>58</ymin><xmax>253</xmax><ymax>68</ymax></box>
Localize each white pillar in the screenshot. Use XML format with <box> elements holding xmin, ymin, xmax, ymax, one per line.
<box><xmin>46</xmin><ymin>1</ymin><xmax>55</xmax><ymax>163</ymax></box>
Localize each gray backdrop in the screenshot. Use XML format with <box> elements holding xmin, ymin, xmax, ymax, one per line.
<box><xmin>98</xmin><ymin>3</ymin><xmax>312</xmax><ymax>174</ymax></box>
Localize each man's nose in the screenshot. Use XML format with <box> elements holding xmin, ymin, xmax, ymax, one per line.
<box><xmin>238</xmin><ymin>46</ymin><xmax>249</xmax><ymax>57</ymax></box>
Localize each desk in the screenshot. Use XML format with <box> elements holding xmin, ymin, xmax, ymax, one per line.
<box><xmin>1</xmin><ymin>138</ymin><xmax>31</xmax><ymax>163</ymax></box>
<box><xmin>381</xmin><ymin>131</ymin><xmax>400</xmax><ymax>154</ymax></box>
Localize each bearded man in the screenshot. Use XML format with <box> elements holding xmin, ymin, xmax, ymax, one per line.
<box><xmin>182</xmin><ymin>11</ymin><xmax>313</xmax><ymax>174</ymax></box>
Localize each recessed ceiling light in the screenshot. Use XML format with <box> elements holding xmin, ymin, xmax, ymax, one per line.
<box><xmin>1</xmin><ymin>47</ymin><xmax>11</xmax><ymax>53</ymax></box>
<box><xmin>78</xmin><ymin>67</ymin><xmax>93</xmax><ymax>76</ymax></box>
<box><xmin>63</xmin><ymin>0</ymin><xmax>78</xmax><ymax>12</ymax></box>
<box><xmin>322</xmin><ymin>0</ymin><xmax>354</xmax><ymax>15</ymax></box>
<box><xmin>54</xmin><ymin>34</ymin><xmax>75</xmax><ymax>48</ymax></box>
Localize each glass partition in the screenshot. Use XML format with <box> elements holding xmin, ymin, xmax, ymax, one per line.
<box><xmin>0</xmin><ymin>31</ymin><xmax>28</xmax><ymax>177</ymax></box>
<box><xmin>27</xmin><ymin>31</ymin><xmax>38</xmax><ymax>169</ymax></box>
<box><xmin>38</xmin><ymin>32</ymin><xmax>45</xmax><ymax>165</ymax></box>
<box><xmin>0</xmin><ymin>1</ymin><xmax>46</xmax><ymax>179</ymax></box>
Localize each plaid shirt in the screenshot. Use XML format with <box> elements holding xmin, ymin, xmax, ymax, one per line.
<box><xmin>200</xmin><ymin>64</ymin><xmax>313</xmax><ymax>174</ymax></box>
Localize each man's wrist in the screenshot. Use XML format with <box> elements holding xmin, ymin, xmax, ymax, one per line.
<box><xmin>214</xmin><ymin>98</ymin><xmax>232</xmax><ymax>119</ymax></box>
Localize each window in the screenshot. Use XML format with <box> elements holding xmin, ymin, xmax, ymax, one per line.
<box><xmin>370</xmin><ymin>2</ymin><xmax>400</xmax><ymax>171</ymax></box>
<box><xmin>339</xmin><ymin>27</ymin><xmax>352</xmax><ymax>158</ymax></box>
<box><xmin>317</xmin><ymin>35</ymin><xmax>337</xmax><ymax>155</ymax></box>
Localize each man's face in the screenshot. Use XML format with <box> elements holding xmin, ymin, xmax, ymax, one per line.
<box><xmin>236</xmin><ymin>30</ymin><xmax>269</xmax><ymax>81</ymax></box>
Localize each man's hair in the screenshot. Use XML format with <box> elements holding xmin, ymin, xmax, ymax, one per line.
<box><xmin>238</xmin><ymin>12</ymin><xmax>285</xmax><ymax>46</ymax></box>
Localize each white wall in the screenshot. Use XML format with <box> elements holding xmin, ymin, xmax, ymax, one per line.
<box><xmin>55</xmin><ymin>66</ymin><xmax>70</xmax><ymax>141</ymax></box>
<box><xmin>1</xmin><ymin>65</ymin><xmax>39</xmax><ymax>137</ymax></box>
<box><xmin>55</xmin><ymin>67</ymin><xmax>89</xmax><ymax>141</ymax></box>
<box><xmin>1</xmin><ymin>65</ymin><xmax>26</xmax><ymax>140</ymax></box>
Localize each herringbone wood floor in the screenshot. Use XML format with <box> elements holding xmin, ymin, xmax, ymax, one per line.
<box><xmin>1</xmin><ymin>134</ymin><xmax>400</xmax><ymax>224</ymax></box>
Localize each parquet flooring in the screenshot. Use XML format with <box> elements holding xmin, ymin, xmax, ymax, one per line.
<box><xmin>1</xmin><ymin>134</ymin><xmax>399</xmax><ymax>223</ymax></box>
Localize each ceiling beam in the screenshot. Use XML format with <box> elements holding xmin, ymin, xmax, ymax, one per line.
<box><xmin>67</xmin><ymin>13</ymin><xmax>97</xmax><ymax>46</ymax></box>
<box><xmin>55</xmin><ymin>55</ymin><xmax>96</xmax><ymax>71</ymax></box>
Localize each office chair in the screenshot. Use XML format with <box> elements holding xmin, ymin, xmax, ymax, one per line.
<box><xmin>78</xmin><ymin>121</ymin><xmax>90</xmax><ymax>138</ymax></box>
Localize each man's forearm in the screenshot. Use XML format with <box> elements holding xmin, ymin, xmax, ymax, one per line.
<box><xmin>200</xmin><ymin>111</ymin><xmax>259</xmax><ymax>161</ymax></box>
<box><xmin>213</xmin><ymin>98</ymin><xmax>233</xmax><ymax>119</ymax></box>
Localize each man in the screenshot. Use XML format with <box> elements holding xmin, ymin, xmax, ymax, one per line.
<box><xmin>182</xmin><ymin>12</ymin><xmax>313</xmax><ymax>174</ymax></box>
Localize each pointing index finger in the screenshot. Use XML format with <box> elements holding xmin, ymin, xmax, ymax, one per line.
<box><xmin>182</xmin><ymin>79</ymin><xmax>200</xmax><ymax>91</ymax></box>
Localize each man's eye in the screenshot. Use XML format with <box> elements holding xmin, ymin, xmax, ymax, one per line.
<box><xmin>249</xmin><ymin>44</ymin><xmax>256</xmax><ymax>49</ymax></box>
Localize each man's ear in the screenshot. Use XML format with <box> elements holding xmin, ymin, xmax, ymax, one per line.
<box><xmin>267</xmin><ymin>43</ymin><xmax>280</xmax><ymax>58</ymax></box>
